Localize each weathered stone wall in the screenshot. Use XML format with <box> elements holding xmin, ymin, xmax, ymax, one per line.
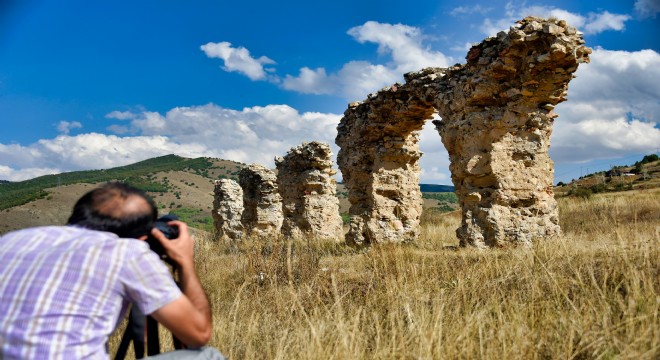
<box><xmin>275</xmin><ymin>141</ymin><xmax>343</xmax><ymax>240</ymax></box>
<box><xmin>212</xmin><ymin>179</ymin><xmax>244</xmax><ymax>241</ymax></box>
<box><xmin>336</xmin><ymin>17</ymin><xmax>591</xmax><ymax>247</ymax></box>
<box><xmin>336</xmin><ymin>91</ymin><xmax>435</xmax><ymax>244</ymax></box>
<box><xmin>239</xmin><ymin>164</ymin><xmax>283</xmax><ymax>238</ymax></box>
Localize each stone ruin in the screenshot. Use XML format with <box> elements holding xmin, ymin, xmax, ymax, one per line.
<box><xmin>238</xmin><ymin>164</ymin><xmax>283</xmax><ymax>238</ymax></box>
<box><xmin>212</xmin><ymin>179</ymin><xmax>244</xmax><ymax>241</ymax></box>
<box><xmin>213</xmin><ymin>142</ymin><xmax>344</xmax><ymax>242</ymax></box>
<box><xmin>336</xmin><ymin>17</ymin><xmax>591</xmax><ymax>247</ymax></box>
<box><xmin>275</xmin><ymin>141</ymin><xmax>343</xmax><ymax>240</ymax></box>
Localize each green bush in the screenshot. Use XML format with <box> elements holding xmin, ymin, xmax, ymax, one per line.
<box><xmin>340</xmin><ymin>212</ymin><xmax>351</xmax><ymax>225</ymax></box>
<box><xmin>569</xmin><ymin>187</ymin><xmax>593</xmax><ymax>199</ymax></box>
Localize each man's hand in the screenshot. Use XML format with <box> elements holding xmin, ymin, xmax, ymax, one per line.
<box><xmin>149</xmin><ymin>221</ymin><xmax>212</xmax><ymax>347</ymax></box>
<box><xmin>151</xmin><ymin>220</ymin><xmax>194</xmax><ymax>269</ymax></box>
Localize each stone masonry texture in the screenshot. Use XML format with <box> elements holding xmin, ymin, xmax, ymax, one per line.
<box><xmin>212</xmin><ymin>179</ymin><xmax>244</xmax><ymax>241</ymax></box>
<box><xmin>335</xmin><ymin>17</ymin><xmax>591</xmax><ymax>247</ymax></box>
<box><xmin>238</xmin><ymin>164</ymin><xmax>283</xmax><ymax>238</ymax></box>
<box><xmin>275</xmin><ymin>141</ymin><xmax>344</xmax><ymax>241</ymax></box>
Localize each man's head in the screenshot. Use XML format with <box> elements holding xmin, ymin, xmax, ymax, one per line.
<box><xmin>67</xmin><ymin>182</ymin><xmax>158</xmax><ymax>239</ymax></box>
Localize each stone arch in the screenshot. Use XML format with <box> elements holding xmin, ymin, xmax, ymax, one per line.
<box><xmin>335</xmin><ymin>17</ymin><xmax>591</xmax><ymax>247</ymax></box>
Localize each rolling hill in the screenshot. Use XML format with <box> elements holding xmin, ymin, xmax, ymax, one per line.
<box><xmin>0</xmin><ymin>154</ymin><xmax>458</xmax><ymax>235</ymax></box>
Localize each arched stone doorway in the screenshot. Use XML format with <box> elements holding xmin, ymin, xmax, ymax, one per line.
<box><xmin>336</xmin><ymin>17</ymin><xmax>591</xmax><ymax>247</ymax></box>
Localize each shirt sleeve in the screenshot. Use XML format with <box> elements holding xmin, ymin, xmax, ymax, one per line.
<box><xmin>118</xmin><ymin>241</ymin><xmax>183</xmax><ymax>315</ymax></box>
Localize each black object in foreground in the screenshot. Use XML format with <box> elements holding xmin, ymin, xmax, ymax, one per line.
<box><xmin>146</xmin><ymin>214</ymin><xmax>180</xmax><ymax>260</ymax></box>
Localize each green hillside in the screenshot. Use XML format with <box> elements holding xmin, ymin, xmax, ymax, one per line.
<box><xmin>0</xmin><ymin>155</ymin><xmax>216</xmax><ymax>210</ymax></box>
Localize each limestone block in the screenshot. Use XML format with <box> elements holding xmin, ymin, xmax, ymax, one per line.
<box><xmin>212</xmin><ymin>179</ymin><xmax>244</xmax><ymax>241</ymax></box>
<box><xmin>239</xmin><ymin>164</ymin><xmax>283</xmax><ymax>238</ymax></box>
<box><xmin>275</xmin><ymin>141</ymin><xmax>343</xmax><ymax>241</ymax></box>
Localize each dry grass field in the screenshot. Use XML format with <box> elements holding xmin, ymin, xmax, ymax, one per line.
<box><xmin>110</xmin><ymin>188</ymin><xmax>659</xmax><ymax>359</ymax></box>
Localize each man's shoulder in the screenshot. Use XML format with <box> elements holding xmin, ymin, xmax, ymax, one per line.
<box><xmin>1</xmin><ymin>225</ymin><xmax>151</xmax><ymax>255</ymax></box>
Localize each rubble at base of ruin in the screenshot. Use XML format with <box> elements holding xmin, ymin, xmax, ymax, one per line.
<box><xmin>239</xmin><ymin>164</ymin><xmax>283</xmax><ymax>238</ymax></box>
<box><xmin>212</xmin><ymin>179</ymin><xmax>244</xmax><ymax>241</ymax></box>
<box><xmin>275</xmin><ymin>141</ymin><xmax>344</xmax><ymax>241</ymax></box>
<box><xmin>336</xmin><ymin>17</ymin><xmax>591</xmax><ymax>247</ymax></box>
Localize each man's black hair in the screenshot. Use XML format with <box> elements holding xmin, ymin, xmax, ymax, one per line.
<box><xmin>67</xmin><ymin>182</ymin><xmax>158</xmax><ymax>239</ymax></box>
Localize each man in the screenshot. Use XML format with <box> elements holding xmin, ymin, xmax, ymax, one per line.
<box><xmin>0</xmin><ymin>182</ymin><xmax>224</xmax><ymax>359</ymax></box>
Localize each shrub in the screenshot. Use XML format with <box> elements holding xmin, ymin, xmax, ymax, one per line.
<box><xmin>589</xmin><ymin>183</ymin><xmax>606</xmax><ymax>194</ymax></box>
<box><xmin>569</xmin><ymin>187</ymin><xmax>593</xmax><ymax>199</ymax></box>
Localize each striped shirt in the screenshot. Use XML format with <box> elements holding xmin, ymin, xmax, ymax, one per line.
<box><xmin>0</xmin><ymin>226</ymin><xmax>182</xmax><ymax>359</ymax></box>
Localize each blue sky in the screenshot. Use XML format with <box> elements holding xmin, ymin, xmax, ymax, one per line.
<box><xmin>1</xmin><ymin>0</ymin><xmax>659</xmax><ymax>184</ymax></box>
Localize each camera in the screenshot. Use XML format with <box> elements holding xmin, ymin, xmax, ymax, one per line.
<box><xmin>146</xmin><ymin>214</ymin><xmax>180</xmax><ymax>260</ymax></box>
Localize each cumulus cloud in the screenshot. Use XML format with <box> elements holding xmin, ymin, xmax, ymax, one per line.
<box><xmin>201</xmin><ymin>41</ymin><xmax>276</xmax><ymax>81</ymax></box>
<box><xmin>209</xmin><ymin>21</ymin><xmax>451</xmax><ymax>101</ymax></box>
<box><xmin>125</xmin><ymin>103</ymin><xmax>341</xmax><ymax>166</ymax></box>
<box><xmin>0</xmin><ymin>103</ymin><xmax>342</xmax><ymax>181</ymax></box>
<box><xmin>347</xmin><ymin>21</ymin><xmax>451</xmax><ymax>74</ymax></box>
<box><xmin>282</xmin><ymin>67</ymin><xmax>336</xmax><ymax>95</ymax></box>
<box><xmin>0</xmin><ymin>134</ymin><xmax>210</xmax><ymax>178</ymax></box>
<box><xmin>551</xmin><ymin>48</ymin><xmax>660</xmax><ymax>163</ymax></box>
<box><xmin>450</xmin><ymin>5</ymin><xmax>492</xmax><ymax>17</ymax></box>
<box><xmin>105</xmin><ymin>110</ymin><xmax>136</xmax><ymax>120</ymax></box>
<box><xmin>56</xmin><ymin>121</ymin><xmax>82</xmax><ymax>135</ymax></box>
<box><xmin>479</xmin><ymin>2</ymin><xmax>631</xmax><ymax>36</ymax></box>
<box><xmin>0</xmin><ymin>165</ymin><xmax>62</xmax><ymax>182</ymax></box>
<box><xmin>635</xmin><ymin>0</ymin><xmax>660</xmax><ymax>18</ymax></box>
<box><xmin>583</xmin><ymin>11</ymin><xmax>631</xmax><ymax>34</ymax></box>
<box><xmin>283</xmin><ymin>21</ymin><xmax>451</xmax><ymax>100</ymax></box>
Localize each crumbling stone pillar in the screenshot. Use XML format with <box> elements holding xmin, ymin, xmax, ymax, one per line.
<box><xmin>336</xmin><ymin>91</ymin><xmax>435</xmax><ymax>245</ymax></box>
<box><xmin>275</xmin><ymin>141</ymin><xmax>343</xmax><ymax>241</ymax></box>
<box><xmin>212</xmin><ymin>179</ymin><xmax>244</xmax><ymax>241</ymax></box>
<box><xmin>239</xmin><ymin>164</ymin><xmax>283</xmax><ymax>238</ymax></box>
<box><xmin>336</xmin><ymin>17</ymin><xmax>591</xmax><ymax>247</ymax></box>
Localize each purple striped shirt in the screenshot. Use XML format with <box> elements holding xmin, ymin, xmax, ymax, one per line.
<box><xmin>0</xmin><ymin>226</ymin><xmax>182</xmax><ymax>359</ymax></box>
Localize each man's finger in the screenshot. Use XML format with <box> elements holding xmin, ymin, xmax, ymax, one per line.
<box><xmin>151</xmin><ymin>228</ymin><xmax>169</xmax><ymax>245</ymax></box>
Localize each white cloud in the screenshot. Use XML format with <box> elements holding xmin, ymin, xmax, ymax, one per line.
<box><xmin>0</xmin><ymin>134</ymin><xmax>211</xmax><ymax>181</ymax></box>
<box><xmin>551</xmin><ymin>48</ymin><xmax>660</xmax><ymax>163</ymax></box>
<box><xmin>210</xmin><ymin>21</ymin><xmax>451</xmax><ymax>101</ymax></box>
<box><xmin>347</xmin><ymin>21</ymin><xmax>451</xmax><ymax>74</ymax></box>
<box><xmin>105</xmin><ymin>110</ymin><xmax>136</xmax><ymax>120</ymax></box>
<box><xmin>282</xmin><ymin>67</ymin><xmax>335</xmax><ymax>95</ymax></box>
<box><xmin>0</xmin><ymin>165</ymin><xmax>61</xmax><ymax>182</ymax></box>
<box><xmin>635</xmin><ymin>0</ymin><xmax>660</xmax><ymax>18</ymax></box>
<box><xmin>450</xmin><ymin>5</ymin><xmax>492</xmax><ymax>17</ymax></box>
<box><xmin>283</xmin><ymin>61</ymin><xmax>400</xmax><ymax>101</ymax></box>
<box><xmin>337</xmin><ymin>61</ymin><xmax>400</xmax><ymax>100</ymax></box>
<box><xmin>201</xmin><ymin>41</ymin><xmax>276</xmax><ymax>81</ymax></box>
<box><xmin>56</xmin><ymin>121</ymin><xmax>82</xmax><ymax>135</ymax></box>
<box><xmin>583</xmin><ymin>11</ymin><xmax>631</xmax><ymax>34</ymax></box>
<box><xmin>479</xmin><ymin>3</ymin><xmax>631</xmax><ymax>36</ymax></box>
<box><xmin>0</xmin><ymin>103</ymin><xmax>343</xmax><ymax>181</ymax></box>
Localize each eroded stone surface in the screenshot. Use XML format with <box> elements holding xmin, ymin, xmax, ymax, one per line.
<box><xmin>212</xmin><ymin>179</ymin><xmax>244</xmax><ymax>241</ymax></box>
<box><xmin>239</xmin><ymin>164</ymin><xmax>283</xmax><ymax>238</ymax></box>
<box><xmin>275</xmin><ymin>141</ymin><xmax>343</xmax><ymax>240</ymax></box>
<box><xmin>336</xmin><ymin>17</ymin><xmax>591</xmax><ymax>247</ymax></box>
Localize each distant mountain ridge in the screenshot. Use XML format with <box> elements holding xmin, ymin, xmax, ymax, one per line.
<box><xmin>0</xmin><ymin>155</ymin><xmax>236</xmax><ymax>211</ymax></box>
<box><xmin>0</xmin><ymin>155</ymin><xmax>456</xmax><ymax>212</ymax></box>
<box><xmin>419</xmin><ymin>184</ymin><xmax>454</xmax><ymax>192</ymax></box>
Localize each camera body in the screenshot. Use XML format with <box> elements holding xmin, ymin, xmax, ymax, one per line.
<box><xmin>146</xmin><ymin>214</ymin><xmax>180</xmax><ymax>260</ymax></box>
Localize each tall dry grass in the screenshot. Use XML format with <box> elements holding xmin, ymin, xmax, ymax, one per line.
<box><xmin>111</xmin><ymin>189</ymin><xmax>659</xmax><ymax>359</ymax></box>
